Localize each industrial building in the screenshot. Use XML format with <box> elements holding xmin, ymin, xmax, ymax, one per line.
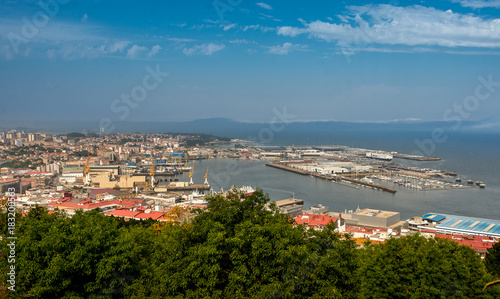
<box><xmin>331</xmin><ymin>208</ymin><xmax>405</xmax><ymax>229</ymax></box>
<box><xmin>91</xmin><ymin>174</ymin><xmax>145</xmax><ymax>189</ymax></box>
<box><xmin>420</xmin><ymin>213</ymin><xmax>500</xmax><ymax>238</ymax></box>
<box><xmin>0</xmin><ymin>178</ymin><xmax>21</xmax><ymax>193</ymax></box>
<box><xmin>270</xmin><ymin>198</ymin><xmax>304</xmax><ymax>215</ymax></box>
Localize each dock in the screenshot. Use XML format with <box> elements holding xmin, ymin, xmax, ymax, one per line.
<box><xmin>166</xmin><ymin>184</ymin><xmax>211</xmax><ymax>191</ymax></box>
<box><xmin>266</xmin><ymin>163</ymin><xmax>396</xmax><ymax>194</ymax></box>
<box><xmin>393</xmin><ymin>154</ymin><xmax>441</xmax><ymax>161</ymax></box>
<box><xmin>333</xmin><ymin>176</ymin><xmax>397</xmax><ymax>193</ymax></box>
<box><xmin>133</xmin><ymin>172</ymin><xmax>177</xmax><ymax>177</ymax></box>
<box><xmin>265</xmin><ymin>162</ymin><xmax>309</xmax><ymax>175</ymax></box>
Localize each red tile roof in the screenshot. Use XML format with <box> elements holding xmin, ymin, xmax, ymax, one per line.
<box><xmin>48</xmin><ymin>200</ymin><xmax>118</xmax><ymax>211</ymax></box>
<box><xmin>108</xmin><ymin>199</ymin><xmax>143</xmax><ymax>206</ymax></box>
<box><xmin>134</xmin><ymin>211</ymin><xmax>164</xmax><ymax>220</ymax></box>
<box><xmin>105</xmin><ymin>209</ymin><xmax>140</xmax><ymax>218</ymax></box>
<box><xmin>0</xmin><ymin>178</ymin><xmax>19</xmax><ymax>183</ymax></box>
<box><xmin>435</xmin><ymin>233</ymin><xmax>496</xmax><ymax>250</ymax></box>
<box><xmin>294</xmin><ymin>213</ymin><xmax>336</xmax><ymax>227</ymax></box>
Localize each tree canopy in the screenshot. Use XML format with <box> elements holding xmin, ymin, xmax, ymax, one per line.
<box><xmin>0</xmin><ymin>189</ymin><xmax>499</xmax><ymax>298</ymax></box>
<box><xmin>485</xmin><ymin>241</ymin><xmax>500</xmax><ymax>278</ymax></box>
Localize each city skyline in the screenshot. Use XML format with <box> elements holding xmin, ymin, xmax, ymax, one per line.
<box><xmin>1</xmin><ymin>0</ymin><xmax>500</xmax><ymax>130</ymax></box>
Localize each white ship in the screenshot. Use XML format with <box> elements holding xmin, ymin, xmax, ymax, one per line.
<box><xmin>365</xmin><ymin>152</ymin><xmax>393</xmax><ymax>161</ymax></box>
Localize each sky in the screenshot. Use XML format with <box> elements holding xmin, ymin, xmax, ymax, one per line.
<box><xmin>1</xmin><ymin>0</ymin><xmax>500</xmax><ymax>131</ymax></box>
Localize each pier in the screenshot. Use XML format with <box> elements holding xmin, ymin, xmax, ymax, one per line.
<box><xmin>265</xmin><ymin>162</ymin><xmax>309</xmax><ymax>175</ymax></box>
<box><xmin>166</xmin><ymin>184</ymin><xmax>211</xmax><ymax>191</ymax></box>
<box><xmin>133</xmin><ymin>172</ymin><xmax>178</xmax><ymax>177</ymax></box>
<box><xmin>266</xmin><ymin>163</ymin><xmax>397</xmax><ymax>194</ymax></box>
<box><xmin>332</xmin><ymin>176</ymin><xmax>397</xmax><ymax>193</ymax></box>
<box><xmin>393</xmin><ymin>154</ymin><xmax>441</xmax><ymax>161</ymax></box>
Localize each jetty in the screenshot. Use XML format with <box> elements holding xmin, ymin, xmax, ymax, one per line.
<box><xmin>266</xmin><ymin>162</ymin><xmax>309</xmax><ymax>175</ymax></box>
<box><xmin>393</xmin><ymin>153</ymin><xmax>441</xmax><ymax>161</ymax></box>
<box><xmin>266</xmin><ymin>163</ymin><xmax>396</xmax><ymax>194</ymax></box>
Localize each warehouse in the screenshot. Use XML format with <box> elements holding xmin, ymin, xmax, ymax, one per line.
<box><xmin>422</xmin><ymin>213</ymin><xmax>500</xmax><ymax>238</ymax></box>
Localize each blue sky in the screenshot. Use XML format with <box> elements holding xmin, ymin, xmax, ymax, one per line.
<box><xmin>1</xmin><ymin>0</ymin><xmax>500</xmax><ymax>130</ymax></box>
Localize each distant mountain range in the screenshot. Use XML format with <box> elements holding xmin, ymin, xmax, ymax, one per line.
<box><xmin>2</xmin><ymin>117</ymin><xmax>500</xmax><ymax>139</ymax></box>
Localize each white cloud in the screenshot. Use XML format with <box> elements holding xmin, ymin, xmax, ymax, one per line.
<box><xmin>203</xmin><ymin>19</ymin><xmax>221</xmax><ymax>24</ymax></box>
<box><xmin>82</xmin><ymin>13</ymin><xmax>88</xmax><ymax>22</ymax></box>
<box><xmin>223</xmin><ymin>23</ymin><xmax>237</xmax><ymax>31</ymax></box>
<box><xmin>229</xmin><ymin>39</ymin><xmax>249</xmax><ymax>44</ymax></box>
<box><xmin>1</xmin><ymin>45</ymin><xmax>13</xmax><ymax>60</ymax></box>
<box><xmin>277</xmin><ymin>26</ymin><xmax>305</xmax><ymax>37</ymax></box>
<box><xmin>0</xmin><ymin>19</ymin><xmax>137</xmax><ymax>59</ymax></box>
<box><xmin>182</xmin><ymin>43</ymin><xmax>226</xmax><ymax>56</ymax></box>
<box><xmin>259</xmin><ymin>13</ymin><xmax>273</xmax><ymax>19</ymax></box>
<box><xmin>268</xmin><ymin>42</ymin><xmax>307</xmax><ymax>55</ymax></box>
<box><xmin>242</xmin><ymin>24</ymin><xmax>275</xmax><ymax>32</ymax></box>
<box><xmin>127</xmin><ymin>44</ymin><xmax>147</xmax><ymax>58</ymax></box>
<box><xmin>147</xmin><ymin>45</ymin><xmax>162</xmax><ymax>58</ymax></box>
<box><xmin>167</xmin><ymin>37</ymin><xmax>195</xmax><ymax>42</ymax></box>
<box><xmin>452</xmin><ymin>0</ymin><xmax>500</xmax><ymax>8</ymax></box>
<box><xmin>108</xmin><ymin>41</ymin><xmax>130</xmax><ymax>53</ymax></box>
<box><xmin>47</xmin><ymin>49</ymin><xmax>55</xmax><ymax>59</ymax></box>
<box><xmin>278</xmin><ymin>5</ymin><xmax>500</xmax><ymax>49</ymax></box>
<box><xmin>256</xmin><ymin>2</ymin><xmax>272</xmax><ymax>10</ymax></box>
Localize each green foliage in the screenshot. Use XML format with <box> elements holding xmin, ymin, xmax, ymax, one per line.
<box><xmin>66</xmin><ymin>132</ymin><xmax>86</xmax><ymax>138</ymax></box>
<box><xmin>73</xmin><ymin>150</ymin><xmax>96</xmax><ymax>157</ymax></box>
<box><xmin>358</xmin><ymin>234</ymin><xmax>499</xmax><ymax>298</ymax></box>
<box><xmin>173</xmin><ymin>133</ymin><xmax>230</xmax><ymax>146</ymax></box>
<box><xmin>118</xmin><ymin>138</ymin><xmax>135</xmax><ymax>145</ymax></box>
<box><xmin>0</xmin><ymin>194</ymin><xmax>498</xmax><ymax>298</ymax></box>
<box><xmin>0</xmin><ymin>207</ymin><xmax>153</xmax><ymax>298</ymax></box>
<box><xmin>86</xmin><ymin>132</ymin><xmax>99</xmax><ymax>138</ymax></box>
<box><xmin>485</xmin><ymin>241</ymin><xmax>500</xmax><ymax>278</ymax></box>
<box><xmin>125</xmin><ymin>188</ymin><xmax>359</xmax><ymax>298</ymax></box>
<box><xmin>1</xmin><ymin>159</ymin><xmax>42</xmax><ymax>169</ymax></box>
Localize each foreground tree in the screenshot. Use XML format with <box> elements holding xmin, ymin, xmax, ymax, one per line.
<box><xmin>124</xmin><ymin>187</ymin><xmax>360</xmax><ymax>298</ymax></box>
<box><xmin>358</xmin><ymin>234</ymin><xmax>500</xmax><ymax>298</ymax></box>
<box><xmin>1</xmin><ymin>192</ymin><xmax>498</xmax><ymax>298</ymax></box>
<box><xmin>485</xmin><ymin>241</ymin><xmax>500</xmax><ymax>278</ymax></box>
<box><xmin>0</xmin><ymin>207</ymin><xmax>153</xmax><ymax>298</ymax></box>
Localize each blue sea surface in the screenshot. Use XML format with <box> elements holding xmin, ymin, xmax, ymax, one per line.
<box><xmin>181</xmin><ymin>130</ymin><xmax>500</xmax><ymax>220</ymax></box>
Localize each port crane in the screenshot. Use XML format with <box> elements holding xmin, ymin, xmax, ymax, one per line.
<box><xmin>204</xmin><ymin>166</ymin><xmax>209</xmax><ymax>185</ymax></box>
<box><xmin>189</xmin><ymin>161</ymin><xmax>195</xmax><ymax>185</ymax></box>
<box><xmin>149</xmin><ymin>155</ymin><xmax>156</xmax><ymax>188</ymax></box>
<box><xmin>83</xmin><ymin>155</ymin><xmax>91</xmax><ymax>186</ymax></box>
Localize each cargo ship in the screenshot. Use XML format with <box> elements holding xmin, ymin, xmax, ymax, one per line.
<box><xmin>365</xmin><ymin>152</ymin><xmax>393</xmax><ymax>161</ymax></box>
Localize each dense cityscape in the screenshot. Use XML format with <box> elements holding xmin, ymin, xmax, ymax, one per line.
<box><xmin>0</xmin><ymin>129</ymin><xmax>498</xmax><ymax>248</ymax></box>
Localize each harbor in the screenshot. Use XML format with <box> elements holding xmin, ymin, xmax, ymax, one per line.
<box><xmin>266</xmin><ymin>162</ymin><xmax>397</xmax><ymax>193</ymax></box>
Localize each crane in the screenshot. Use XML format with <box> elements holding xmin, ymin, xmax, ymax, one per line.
<box><xmin>150</xmin><ymin>155</ymin><xmax>156</xmax><ymax>188</ymax></box>
<box><xmin>204</xmin><ymin>166</ymin><xmax>209</xmax><ymax>185</ymax></box>
<box><xmin>83</xmin><ymin>155</ymin><xmax>91</xmax><ymax>186</ymax></box>
<box><xmin>189</xmin><ymin>161</ymin><xmax>195</xmax><ymax>185</ymax></box>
